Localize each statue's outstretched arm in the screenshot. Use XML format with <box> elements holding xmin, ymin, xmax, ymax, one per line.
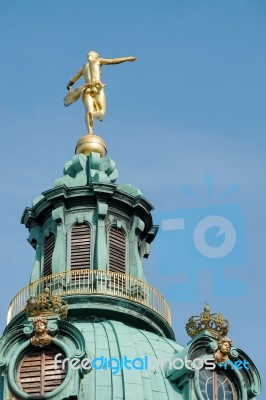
<box><xmin>67</xmin><ymin>67</ymin><xmax>83</xmax><ymax>90</ymax></box>
<box><xmin>100</xmin><ymin>57</ymin><xmax>136</xmax><ymax>65</ymax></box>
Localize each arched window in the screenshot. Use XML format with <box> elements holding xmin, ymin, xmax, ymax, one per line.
<box><xmin>199</xmin><ymin>368</ymin><xmax>238</xmax><ymax>400</ymax></box>
<box><xmin>43</xmin><ymin>234</ymin><xmax>55</xmax><ymax>277</ymax></box>
<box><xmin>18</xmin><ymin>345</ymin><xmax>66</xmax><ymax>395</ymax></box>
<box><xmin>71</xmin><ymin>223</ymin><xmax>91</xmax><ymax>270</ymax></box>
<box><xmin>109</xmin><ymin>227</ymin><xmax>126</xmax><ymax>274</ymax></box>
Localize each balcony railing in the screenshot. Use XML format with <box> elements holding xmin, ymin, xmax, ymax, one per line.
<box><xmin>7</xmin><ymin>269</ymin><xmax>171</xmax><ymax>325</ymax></box>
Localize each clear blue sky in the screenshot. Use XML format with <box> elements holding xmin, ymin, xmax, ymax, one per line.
<box><xmin>0</xmin><ymin>0</ymin><xmax>265</xmax><ymax>394</ymax></box>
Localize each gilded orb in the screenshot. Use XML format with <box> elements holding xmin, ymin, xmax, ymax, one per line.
<box><xmin>75</xmin><ymin>134</ymin><xmax>107</xmax><ymax>157</ymax></box>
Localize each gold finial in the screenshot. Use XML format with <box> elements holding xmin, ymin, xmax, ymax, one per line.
<box><xmin>185</xmin><ymin>304</ymin><xmax>229</xmax><ymax>338</ymax></box>
<box><xmin>24</xmin><ymin>288</ymin><xmax>68</xmax><ymax>319</ymax></box>
<box><xmin>31</xmin><ymin>316</ymin><xmax>52</xmax><ymax>347</ymax></box>
<box><xmin>64</xmin><ymin>50</ymin><xmax>136</xmax><ymax>145</ymax></box>
<box><xmin>75</xmin><ymin>133</ymin><xmax>107</xmax><ymax>157</ymax></box>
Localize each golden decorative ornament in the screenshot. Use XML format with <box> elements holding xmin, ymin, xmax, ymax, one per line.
<box><xmin>214</xmin><ymin>336</ymin><xmax>233</xmax><ymax>364</ymax></box>
<box><xmin>31</xmin><ymin>316</ymin><xmax>52</xmax><ymax>348</ymax></box>
<box><xmin>75</xmin><ymin>133</ymin><xmax>107</xmax><ymax>157</ymax></box>
<box><xmin>24</xmin><ymin>288</ymin><xmax>68</xmax><ymax>319</ymax></box>
<box><xmin>185</xmin><ymin>304</ymin><xmax>229</xmax><ymax>338</ymax></box>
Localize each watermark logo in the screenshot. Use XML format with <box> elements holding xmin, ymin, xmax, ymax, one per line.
<box><xmin>54</xmin><ymin>354</ymin><xmax>249</xmax><ymax>375</ymax></box>
<box><xmin>54</xmin><ymin>354</ymin><xmax>215</xmax><ymax>374</ymax></box>
<box><xmin>151</xmin><ymin>174</ymin><xmax>248</xmax><ymax>301</ymax></box>
<box><xmin>218</xmin><ymin>359</ymin><xmax>249</xmax><ymax>370</ymax></box>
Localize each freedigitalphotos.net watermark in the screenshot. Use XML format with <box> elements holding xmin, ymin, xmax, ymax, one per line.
<box><xmin>152</xmin><ymin>174</ymin><xmax>248</xmax><ymax>301</ymax></box>
<box><xmin>54</xmin><ymin>354</ymin><xmax>249</xmax><ymax>375</ymax></box>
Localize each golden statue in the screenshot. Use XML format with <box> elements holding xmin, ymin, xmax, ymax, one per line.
<box><xmin>214</xmin><ymin>336</ymin><xmax>233</xmax><ymax>364</ymax></box>
<box><xmin>64</xmin><ymin>50</ymin><xmax>136</xmax><ymax>133</ymax></box>
<box><xmin>31</xmin><ymin>316</ymin><xmax>52</xmax><ymax>347</ymax></box>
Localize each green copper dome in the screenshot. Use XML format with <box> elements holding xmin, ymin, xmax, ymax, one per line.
<box><xmin>68</xmin><ymin>319</ymin><xmax>184</xmax><ymax>400</ymax></box>
<box><xmin>0</xmin><ymin>148</ymin><xmax>261</xmax><ymax>399</ymax></box>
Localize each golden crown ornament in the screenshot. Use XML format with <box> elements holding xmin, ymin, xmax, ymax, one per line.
<box><xmin>24</xmin><ymin>288</ymin><xmax>68</xmax><ymax>319</ymax></box>
<box><xmin>185</xmin><ymin>304</ymin><xmax>229</xmax><ymax>338</ymax></box>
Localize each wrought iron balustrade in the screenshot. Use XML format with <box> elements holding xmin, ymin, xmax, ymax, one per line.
<box><xmin>7</xmin><ymin>269</ymin><xmax>171</xmax><ymax>325</ymax></box>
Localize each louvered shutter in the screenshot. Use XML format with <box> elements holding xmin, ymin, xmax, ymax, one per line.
<box><xmin>71</xmin><ymin>223</ymin><xmax>91</xmax><ymax>270</ymax></box>
<box><xmin>109</xmin><ymin>227</ymin><xmax>126</xmax><ymax>274</ymax></box>
<box><xmin>18</xmin><ymin>346</ymin><xmax>66</xmax><ymax>395</ymax></box>
<box><xmin>43</xmin><ymin>234</ymin><xmax>55</xmax><ymax>276</ymax></box>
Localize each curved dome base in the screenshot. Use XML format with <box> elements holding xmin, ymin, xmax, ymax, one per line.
<box><xmin>64</xmin><ymin>295</ymin><xmax>175</xmax><ymax>340</ymax></box>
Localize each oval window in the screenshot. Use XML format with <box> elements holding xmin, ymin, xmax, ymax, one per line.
<box><xmin>17</xmin><ymin>345</ymin><xmax>66</xmax><ymax>396</ymax></box>
<box><xmin>199</xmin><ymin>368</ymin><xmax>238</xmax><ymax>400</ymax></box>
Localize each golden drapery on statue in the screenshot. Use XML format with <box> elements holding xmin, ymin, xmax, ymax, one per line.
<box><xmin>64</xmin><ymin>50</ymin><xmax>136</xmax><ymax>134</ymax></box>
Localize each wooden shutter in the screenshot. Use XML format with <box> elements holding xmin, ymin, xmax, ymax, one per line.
<box><xmin>71</xmin><ymin>223</ymin><xmax>91</xmax><ymax>270</ymax></box>
<box><xmin>43</xmin><ymin>234</ymin><xmax>55</xmax><ymax>276</ymax></box>
<box><xmin>109</xmin><ymin>227</ymin><xmax>126</xmax><ymax>274</ymax></box>
<box><xmin>18</xmin><ymin>346</ymin><xmax>66</xmax><ymax>395</ymax></box>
